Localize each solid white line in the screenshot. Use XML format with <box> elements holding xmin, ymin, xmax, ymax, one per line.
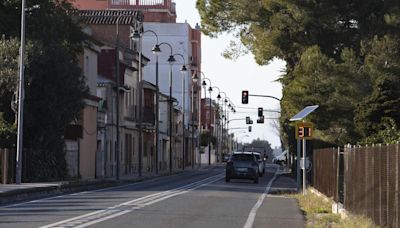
<box><xmin>39</xmin><ymin>174</ymin><xmax>223</xmax><ymax>228</ymax></box>
<box><xmin>73</xmin><ymin>210</ymin><xmax>133</xmax><ymax>228</ymax></box>
<box><xmin>243</xmin><ymin>170</ymin><xmax>279</xmax><ymax>228</ymax></box>
<box><xmin>0</xmin><ymin>175</ymin><xmax>166</xmax><ymax>209</ymax></box>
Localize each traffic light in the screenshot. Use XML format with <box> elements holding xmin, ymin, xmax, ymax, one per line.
<box><xmin>246</xmin><ymin>116</ymin><xmax>250</xmax><ymax>124</ymax></box>
<box><xmin>242</xmin><ymin>90</ymin><xmax>249</xmax><ymax>104</ymax></box>
<box><xmin>257</xmin><ymin>116</ymin><xmax>264</xmax><ymax>124</ymax></box>
<box><xmin>248</xmin><ymin>126</ymin><xmax>252</xmax><ymax>132</ymax></box>
<box><xmin>258</xmin><ymin>107</ymin><xmax>263</xmax><ymax>117</ymax></box>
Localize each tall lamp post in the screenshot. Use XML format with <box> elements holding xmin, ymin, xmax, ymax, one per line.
<box><xmin>138</xmin><ymin>29</ymin><xmax>161</xmax><ymax>174</ymax></box>
<box><xmin>172</xmin><ymin>53</ymin><xmax>187</xmax><ymax>170</ymax></box>
<box><xmin>211</xmin><ymin>86</ymin><xmax>221</xmax><ymax>162</ymax></box>
<box><xmin>201</xmin><ymin>78</ymin><xmax>212</xmax><ymax>165</ymax></box>
<box><xmin>219</xmin><ymin>92</ymin><xmax>228</xmax><ymax>156</ymax></box>
<box><xmin>156</xmin><ymin>42</ymin><xmax>176</xmax><ymax>173</ymax></box>
<box><xmin>131</xmin><ymin>27</ymin><xmax>146</xmax><ymax>177</ymax></box>
<box><xmin>16</xmin><ymin>0</ymin><xmax>27</xmax><ymax>184</ymax></box>
<box><xmin>192</xmin><ymin>72</ymin><xmax>208</xmax><ymax>167</ymax></box>
<box><xmin>191</xmin><ymin>73</ymin><xmax>199</xmax><ymax>169</ymax></box>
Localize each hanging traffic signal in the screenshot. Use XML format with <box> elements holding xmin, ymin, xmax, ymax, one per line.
<box><xmin>258</xmin><ymin>107</ymin><xmax>263</xmax><ymax>117</ymax></box>
<box><xmin>242</xmin><ymin>90</ymin><xmax>249</xmax><ymax>104</ymax></box>
<box><xmin>248</xmin><ymin>126</ymin><xmax>252</xmax><ymax>132</ymax></box>
<box><xmin>246</xmin><ymin>116</ymin><xmax>250</xmax><ymax>124</ymax></box>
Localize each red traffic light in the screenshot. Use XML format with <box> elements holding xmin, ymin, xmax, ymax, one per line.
<box><xmin>242</xmin><ymin>90</ymin><xmax>249</xmax><ymax>104</ymax></box>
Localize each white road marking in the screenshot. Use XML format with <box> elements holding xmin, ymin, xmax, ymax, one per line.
<box><xmin>39</xmin><ymin>174</ymin><xmax>223</xmax><ymax>228</ymax></box>
<box><xmin>243</xmin><ymin>169</ymin><xmax>279</xmax><ymax>228</ymax></box>
<box><xmin>0</xmin><ymin>175</ymin><xmax>167</xmax><ymax>209</ymax></box>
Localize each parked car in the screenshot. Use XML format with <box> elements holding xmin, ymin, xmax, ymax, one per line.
<box><xmin>250</xmin><ymin>152</ymin><xmax>266</xmax><ymax>176</ymax></box>
<box><xmin>272</xmin><ymin>151</ymin><xmax>287</xmax><ymax>166</ymax></box>
<box><xmin>225</xmin><ymin>152</ymin><xmax>259</xmax><ymax>184</ymax></box>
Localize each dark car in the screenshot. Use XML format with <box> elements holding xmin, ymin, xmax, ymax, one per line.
<box><xmin>225</xmin><ymin>152</ymin><xmax>259</xmax><ymax>184</ymax></box>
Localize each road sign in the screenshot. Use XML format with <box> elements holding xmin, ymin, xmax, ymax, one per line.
<box><xmin>295</xmin><ymin>122</ymin><xmax>313</xmax><ymax>139</ymax></box>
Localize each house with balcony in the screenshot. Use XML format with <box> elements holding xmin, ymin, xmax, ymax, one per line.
<box><xmin>72</xmin><ymin>0</ymin><xmax>202</xmax><ymax>170</ymax></box>
<box><xmin>77</xmin><ymin>9</ymin><xmax>160</xmax><ymax>179</ymax></box>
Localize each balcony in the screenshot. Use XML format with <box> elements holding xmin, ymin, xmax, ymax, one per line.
<box><xmin>142</xmin><ymin>107</ymin><xmax>155</xmax><ymax>125</ymax></box>
<box><xmin>109</xmin><ymin>0</ymin><xmax>175</xmax><ymax>12</ymax></box>
<box><xmin>125</xmin><ymin>105</ymin><xmax>137</xmax><ymax>121</ymax></box>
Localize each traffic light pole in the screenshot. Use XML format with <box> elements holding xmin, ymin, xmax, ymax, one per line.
<box><xmin>248</xmin><ymin>94</ymin><xmax>281</xmax><ymax>101</ymax></box>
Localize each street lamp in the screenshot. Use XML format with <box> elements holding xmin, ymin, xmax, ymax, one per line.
<box><xmin>15</xmin><ymin>0</ymin><xmax>27</xmax><ymax>184</ymax></box>
<box><xmin>211</xmin><ymin>86</ymin><xmax>222</xmax><ymax>162</ymax></box>
<box><xmin>136</xmin><ymin>29</ymin><xmax>161</xmax><ymax>174</ymax></box>
<box><xmin>172</xmin><ymin>53</ymin><xmax>187</xmax><ymax>170</ymax></box>
<box><xmin>201</xmin><ymin>77</ymin><xmax>212</xmax><ymax>165</ymax></box>
<box><xmin>208</xmin><ymin>85</ymin><xmax>214</xmax><ymax>165</ymax></box>
<box><xmin>131</xmin><ymin>27</ymin><xmax>146</xmax><ymax>177</ymax></box>
<box><xmin>157</xmin><ymin>42</ymin><xmax>175</xmax><ymax>173</ymax></box>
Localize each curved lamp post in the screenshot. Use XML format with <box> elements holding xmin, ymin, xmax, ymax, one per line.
<box><xmin>211</xmin><ymin>86</ymin><xmax>222</xmax><ymax>162</ymax></box>
<box><xmin>156</xmin><ymin>42</ymin><xmax>176</xmax><ymax>173</ymax></box>
<box><xmin>201</xmin><ymin>77</ymin><xmax>212</xmax><ymax>165</ymax></box>
<box><xmin>172</xmin><ymin>53</ymin><xmax>187</xmax><ymax>170</ymax></box>
<box><xmin>133</xmin><ymin>29</ymin><xmax>161</xmax><ymax>174</ymax></box>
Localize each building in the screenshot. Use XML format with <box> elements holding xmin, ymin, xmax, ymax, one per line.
<box><xmin>71</xmin><ymin>0</ymin><xmax>202</xmax><ymax>169</ymax></box>
<box><xmin>64</xmin><ymin>40</ymin><xmax>101</xmax><ymax>179</ymax></box>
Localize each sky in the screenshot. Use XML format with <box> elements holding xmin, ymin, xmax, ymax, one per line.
<box><xmin>174</xmin><ymin>0</ymin><xmax>286</xmax><ymax>148</ymax></box>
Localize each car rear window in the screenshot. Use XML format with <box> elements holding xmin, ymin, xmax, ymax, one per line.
<box><xmin>231</xmin><ymin>154</ymin><xmax>254</xmax><ymax>161</ymax></box>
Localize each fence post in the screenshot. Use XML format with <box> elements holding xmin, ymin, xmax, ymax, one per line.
<box><xmin>343</xmin><ymin>144</ymin><xmax>347</xmax><ymax>209</ymax></box>
<box><xmin>386</xmin><ymin>144</ymin><xmax>390</xmax><ymax>226</ymax></box>
<box><xmin>336</xmin><ymin>147</ymin><xmax>340</xmax><ymax>203</ymax></box>
<box><xmin>2</xmin><ymin>149</ymin><xmax>8</xmax><ymax>184</ymax></box>
<box><xmin>396</xmin><ymin>142</ymin><xmax>399</xmax><ymax>228</ymax></box>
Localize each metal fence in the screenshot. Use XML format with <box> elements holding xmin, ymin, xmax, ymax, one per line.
<box><xmin>344</xmin><ymin>144</ymin><xmax>399</xmax><ymax>227</ymax></box>
<box><xmin>0</xmin><ymin>148</ymin><xmax>15</xmax><ymax>184</ymax></box>
<box><xmin>313</xmin><ymin>143</ymin><xmax>400</xmax><ymax>227</ymax></box>
<box><xmin>313</xmin><ymin>148</ymin><xmax>339</xmax><ymax>202</ymax></box>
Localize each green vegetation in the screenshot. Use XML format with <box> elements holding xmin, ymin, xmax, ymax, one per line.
<box><xmin>197</xmin><ymin>0</ymin><xmax>400</xmax><ymax>149</ymax></box>
<box><xmin>0</xmin><ymin>0</ymin><xmax>88</xmax><ymax>181</ymax></box>
<box><xmin>289</xmin><ymin>190</ymin><xmax>374</xmax><ymax>228</ymax></box>
<box><xmin>242</xmin><ymin>138</ymin><xmax>273</xmax><ymax>154</ymax></box>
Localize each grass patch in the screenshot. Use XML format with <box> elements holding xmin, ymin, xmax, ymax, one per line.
<box><xmin>287</xmin><ymin>189</ymin><xmax>375</xmax><ymax>228</ymax></box>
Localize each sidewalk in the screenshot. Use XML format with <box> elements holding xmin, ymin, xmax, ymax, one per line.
<box><xmin>0</xmin><ymin>165</ymin><xmax>218</xmax><ymax>205</ymax></box>
<box><xmin>252</xmin><ymin>165</ymin><xmax>304</xmax><ymax>228</ymax></box>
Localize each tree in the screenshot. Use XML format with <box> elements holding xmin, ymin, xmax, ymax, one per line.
<box><xmin>0</xmin><ymin>0</ymin><xmax>88</xmax><ymax>181</ymax></box>
<box><xmin>197</xmin><ymin>0</ymin><xmax>400</xmax><ymax>146</ymax></box>
<box><xmin>354</xmin><ymin>35</ymin><xmax>400</xmax><ymax>142</ymax></box>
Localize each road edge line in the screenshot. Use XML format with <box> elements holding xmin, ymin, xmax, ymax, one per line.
<box><xmin>243</xmin><ymin>169</ymin><xmax>279</xmax><ymax>228</ymax></box>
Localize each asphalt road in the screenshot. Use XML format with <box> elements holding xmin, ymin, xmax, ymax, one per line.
<box><xmin>0</xmin><ymin>166</ymin><xmax>304</xmax><ymax>228</ymax></box>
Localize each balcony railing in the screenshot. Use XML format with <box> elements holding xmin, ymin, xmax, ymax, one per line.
<box><xmin>109</xmin><ymin>0</ymin><xmax>175</xmax><ymax>12</ymax></box>
<box><xmin>124</xmin><ymin>105</ymin><xmax>137</xmax><ymax>121</ymax></box>
<box><xmin>142</xmin><ymin>107</ymin><xmax>155</xmax><ymax>125</ymax></box>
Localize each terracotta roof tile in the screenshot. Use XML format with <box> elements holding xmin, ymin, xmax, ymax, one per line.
<box><xmin>78</xmin><ymin>10</ymin><xmax>143</xmax><ymax>25</ymax></box>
